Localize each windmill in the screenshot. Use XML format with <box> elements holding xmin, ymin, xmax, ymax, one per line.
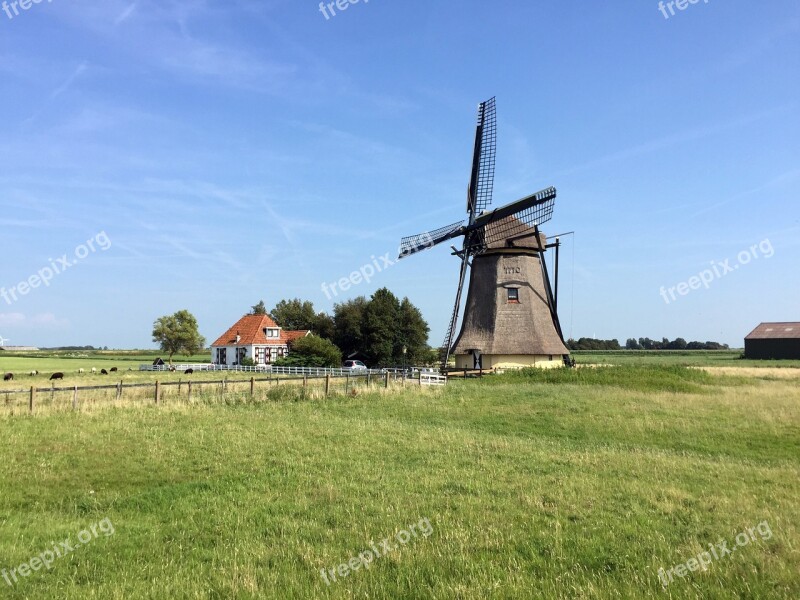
<box><xmin>0</xmin><ymin>335</ymin><xmax>8</xmax><ymax>347</ymax></box>
<box><xmin>398</xmin><ymin>97</ymin><xmax>570</xmax><ymax>372</ymax></box>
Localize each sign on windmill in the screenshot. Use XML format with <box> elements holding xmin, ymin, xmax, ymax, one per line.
<box><xmin>398</xmin><ymin>97</ymin><xmax>571</xmax><ymax>372</ymax></box>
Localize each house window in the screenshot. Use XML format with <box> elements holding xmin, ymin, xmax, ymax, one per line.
<box><xmin>256</xmin><ymin>347</ymin><xmax>266</xmax><ymax>364</ymax></box>
<box><xmin>218</xmin><ymin>348</ymin><xmax>227</xmax><ymax>365</ymax></box>
<box><xmin>265</xmin><ymin>328</ymin><xmax>280</xmax><ymax>339</ymax></box>
<box><xmin>507</xmin><ymin>288</ymin><xmax>520</xmax><ymax>303</ymax></box>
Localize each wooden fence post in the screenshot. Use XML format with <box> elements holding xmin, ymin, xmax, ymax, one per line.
<box><xmin>250</xmin><ymin>377</ymin><xmax>255</xmax><ymax>399</ymax></box>
<box><xmin>29</xmin><ymin>386</ymin><xmax>35</xmax><ymax>413</ymax></box>
<box><xmin>72</xmin><ymin>385</ymin><xmax>78</xmax><ymax>410</ymax></box>
<box><xmin>178</xmin><ymin>378</ymin><xmax>182</xmax><ymax>395</ymax></box>
<box><xmin>155</xmin><ymin>381</ymin><xmax>160</xmax><ymax>405</ymax></box>
<box><xmin>303</xmin><ymin>375</ymin><xmax>308</xmax><ymax>389</ymax></box>
<box><xmin>367</xmin><ymin>372</ymin><xmax>371</xmax><ymax>386</ymax></box>
<box><xmin>384</xmin><ymin>372</ymin><xmax>389</xmax><ymax>389</ymax></box>
<box><xmin>116</xmin><ymin>381</ymin><xmax>122</xmax><ymax>401</ymax></box>
<box><xmin>345</xmin><ymin>373</ymin><xmax>350</xmax><ymax>394</ymax></box>
<box><xmin>325</xmin><ymin>374</ymin><xmax>331</xmax><ymax>397</ymax></box>
<box><xmin>188</xmin><ymin>381</ymin><xmax>192</xmax><ymax>402</ymax></box>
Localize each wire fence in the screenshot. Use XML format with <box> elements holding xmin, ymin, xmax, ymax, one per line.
<box><xmin>0</xmin><ymin>370</ymin><xmax>447</xmax><ymax>416</ymax></box>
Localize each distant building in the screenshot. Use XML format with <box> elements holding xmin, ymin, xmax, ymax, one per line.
<box><xmin>0</xmin><ymin>346</ymin><xmax>40</xmax><ymax>352</ymax></box>
<box><xmin>744</xmin><ymin>322</ymin><xmax>800</xmax><ymax>360</ymax></box>
<box><xmin>210</xmin><ymin>314</ymin><xmax>310</xmax><ymax>366</ymax></box>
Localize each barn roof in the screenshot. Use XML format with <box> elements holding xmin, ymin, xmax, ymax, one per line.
<box><xmin>745</xmin><ymin>322</ymin><xmax>800</xmax><ymax>340</ymax></box>
<box><xmin>211</xmin><ymin>314</ymin><xmax>310</xmax><ymax>347</ymax></box>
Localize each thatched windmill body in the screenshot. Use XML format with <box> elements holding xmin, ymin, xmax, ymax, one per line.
<box><xmin>399</xmin><ymin>97</ymin><xmax>569</xmax><ymax>371</ymax></box>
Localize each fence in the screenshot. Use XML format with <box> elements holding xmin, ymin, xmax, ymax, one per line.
<box><xmin>1</xmin><ymin>370</ymin><xmax>446</xmax><ymax>415</ymax></box>
<box><xmin>140</xmin><ymin>364</ymin><xmax>387</xmax><ymax>377</ymax></box>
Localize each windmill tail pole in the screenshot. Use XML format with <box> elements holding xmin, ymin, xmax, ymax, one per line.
<box><xmin>554</xmin><ymin>237</ymin><xmax>560</xmax><ymax>313</ymax></box>
<box><xmin>441</xmin><ymin>249</ymin><xmax>471</xmax><ymax>371</ymax></box>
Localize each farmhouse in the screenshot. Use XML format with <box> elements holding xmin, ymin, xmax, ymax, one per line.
<box><xmin>211</xmin><ymin>314</ymin><xmax>310</xmax><ymax>366</ymax></box>
<box><xmin>744</xmin><ymin>322</ymin><xmax>800</xmax><ymax>360</ymax></box>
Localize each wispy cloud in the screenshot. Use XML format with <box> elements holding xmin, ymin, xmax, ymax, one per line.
<box><xmin>0</xmin><ymin>313</ymin><xmax>70</xmax><ymax>328</ymax></box>
<box><xmin>114</xmin><ymin>2</ymin><xmax>137</xmax><ymax>25</ymax></box>
<box><xmin>51</xmin><ymin>61</ymin><xmax>89</xmax><ymax>99</ymax></box>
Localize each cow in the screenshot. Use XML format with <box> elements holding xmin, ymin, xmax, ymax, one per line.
<box><xmin>184</xmin><ymin>368</ymin><xmax>194</xmax><ymax>375</ymax></box>
<box><xmin>78</xmin><ymin>368</ymin><xmax>85</xmax><ymax>374</ymax></box>
<box><xmin>110</xmin><ymin>367</ymin><xmax>118</xmax><ymax>372</ymax></box>
<box><xmin>50</xmin><ymin>373</ymin><xmax>64</xmax><ymax>381</ymax></box>
<box><xmin>29</xmin><ymin>370</ymin><xmax>38</xmax><ymax>376</ymax></box>
<box><xmin>91</xmin><ymin>368</ymin><xmax>97</xmax><ymax>374</ymax></box>
<box><xmin>100</xmin><ymin>369</ymin><xmax>108</xmax><ymax>375</ymax></box>
<box><xmin>3</xmin><ymin>373</ymin><xmax>13</xmax><ymax>381</ymax></box>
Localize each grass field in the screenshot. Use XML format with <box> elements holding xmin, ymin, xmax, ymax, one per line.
<box><xmin>573</xmin><ymin>349</ymin><xmax>800</xmax><ymax>368</ymax></box>
<box><xmin>0</xmin><ymin>361</ymin><xmax>798</xmax><ymax>598</ymax></box>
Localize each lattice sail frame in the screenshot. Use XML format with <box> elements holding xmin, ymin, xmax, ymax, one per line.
<box><xmin>467</xmin><ymin>97</ymin><xmax>497</xmax><ymax>217</ymax></box>
<box><xmin>472</xmin><ymin>196</ymin><xmax>555</xmax><ymax>251</ymax></box>
<box><xmin>399</xmin><ymin>221</ymin><xmax>464</xmax><ymax>258</ymax></box>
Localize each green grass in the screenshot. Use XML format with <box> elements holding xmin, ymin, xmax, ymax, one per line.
<box><xmin>0</xmin><ymin>366</ymin><xmax>798</xmax><ymax>598</ymax></box>
<box><xmin>572</xmin><ymin>350</ymin><xmax>800</xmax><ymax>368</ymax></box>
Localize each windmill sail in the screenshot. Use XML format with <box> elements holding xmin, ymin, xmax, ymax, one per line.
<box><xmin>467</xmin><ymin>97</ymin><xmax>497</xmax><ymax>219</ymax></box>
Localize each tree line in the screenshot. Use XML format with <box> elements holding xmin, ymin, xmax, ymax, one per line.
<box><xmin>254</xmin><ymin>288</ymin><xmax>431</xmax><ymax>368</ymax></box>
<box><xmin>566</xmin><ymin>337</ymin><xmax>730</xmax><ymax>351</ymax></box>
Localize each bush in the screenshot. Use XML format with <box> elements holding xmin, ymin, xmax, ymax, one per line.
<box><xmin>274</xmin><ymin>336</ymin><xmax>342</xmax><ymax>368</ymax></box>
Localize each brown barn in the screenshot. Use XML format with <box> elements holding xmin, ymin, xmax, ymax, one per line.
<box><xmin>744</xmin><ymin>322</ymin><xmax>800</xmax><ymax>360</ymax></box>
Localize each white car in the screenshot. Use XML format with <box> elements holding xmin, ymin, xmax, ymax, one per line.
<box><xmin>343</xmin><ymin>360</ymin><xmax>368</xmax><ymax>371</ymax></box>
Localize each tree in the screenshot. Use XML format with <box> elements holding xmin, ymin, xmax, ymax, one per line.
<box><xmin>274</xmin><ymin>335</ymin><xmax>342</xmax><ymax>368</ymax></box>
<box><xmin>313</xmin><ymin>312</ymin><xmax>335</xmax><ymax>341</ymax></box>
<box><xmin>333</xmin><ymin>297</ymin><xmax>368</xmax><ymax>358</ymax></box>
<box><xmin>250</xmin><ymin>300</ymin><xmax>268</xmax><ymax>315</ymax></box>
<box><xmin>362</xmin><ymin>288</ymin><xmax>401</xmax><ymax>366</ymax></box>
<box><xmin>397</xmin><ymin>298</ymin><xmax>430</xmax><ymax>364</ymax></box>
<box><xmin>625</xmin><ymin>338</ymin><xmax>641</xmax><ymax>350</ymax></box>
<box><xmin>668</xmin><ymin>337</ymin><xmax>688</xmax><ymax>350</ymax></box>
<box><xmin>152</xmin><ymin>310</ymin><xmax>206</xmax><ymax>365</ymax></box>
<box><xmin>270</xmin><ymin>299</ymin><xmax>318</xmax><ymax>330</ymax></box>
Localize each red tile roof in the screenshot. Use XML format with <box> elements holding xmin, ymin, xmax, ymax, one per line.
<box><xmin>211</xmin><ymin>314</ymin><xmax>311</xmax><ymax>347</ymax></box>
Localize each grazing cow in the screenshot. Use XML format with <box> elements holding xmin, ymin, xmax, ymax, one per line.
<box><xmin>184</xmin><ymin>368</ymin><xmax>194</xmax><ymax>375</ymax></box>
<box><xmin>110</xmin><ymin>367</ymin><xmax>118</xmax><ymax>373</ymax></box>
<box><xmin>169</xmin><ymin>366</ymin><xmax>176</xmax><ymax>372</ymax></box>
<box><xmin>78</xmin><ymin>368</ymin><xmax>85</xmax><ymax>374</ymax></box>
<box><xmin>3</xmin><ymin>373</ymin><xmax>13</xmax><ymax>381</ymax></box>
<box><xmin>29</xmin><ymin>370</ymin><xmax>38</xmax><ymax>376</ymax></box>
<box><xmin>91</xmin><ymin>368</ymin><xmax>97</xmax><ymax>374</ymax></box>
<box><xmin>100</xmin><ymin>369</ymin><xmax>108</xmax><ymax>375</ymax></box>
<box><xmin>50</xmin><ymin>373</ymin><xmax>64</xmax><ymax>381</ymax></box>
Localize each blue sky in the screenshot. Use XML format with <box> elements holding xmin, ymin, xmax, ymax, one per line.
<box><xmin>1</xmin><ymin>0</ymin><xmax>798</xmax><ymax>349</ymax></box>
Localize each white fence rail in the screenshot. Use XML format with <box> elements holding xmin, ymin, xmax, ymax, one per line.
<box><xmin>420</xmin><ymin>373</ymin><xmax>448</xmax><ymax>386</ymax></box>
<box><xmin>139</xmin><ymin>364</ymin><xmax>385</xmax><ymax>377</ymax></box>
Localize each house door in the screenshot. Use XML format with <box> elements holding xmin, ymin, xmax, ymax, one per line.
<box><xmin>473</xmin><ymin>350</ymin><xmax>482</xmax><ymax>370</ymax></box>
